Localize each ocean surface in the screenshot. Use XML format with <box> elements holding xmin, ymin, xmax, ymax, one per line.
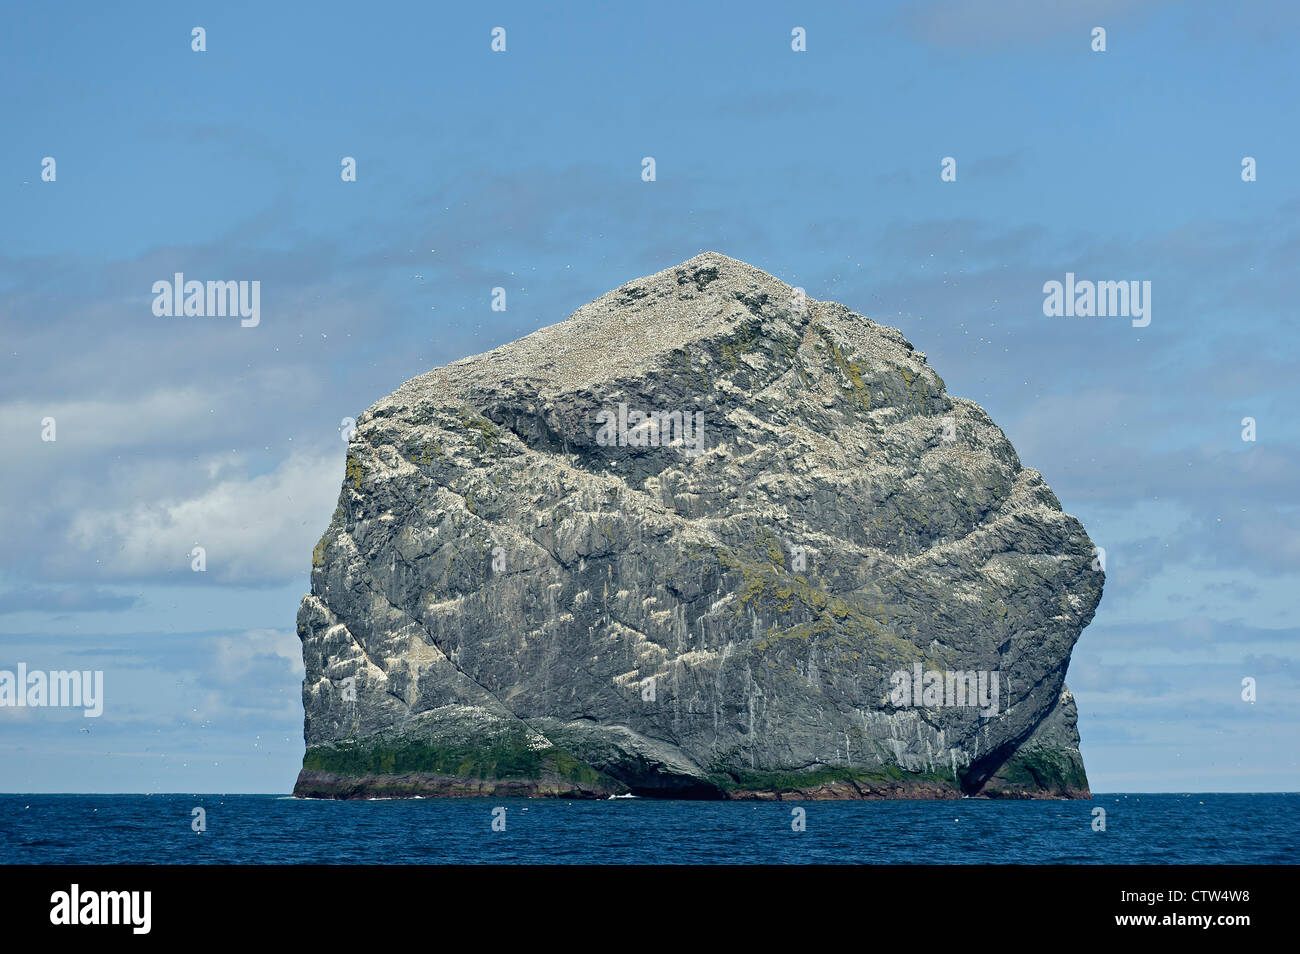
<box><xmin>1</xmin><ymin>793</ymin><xmax>1295</xmax><ymax>864</ymax></box>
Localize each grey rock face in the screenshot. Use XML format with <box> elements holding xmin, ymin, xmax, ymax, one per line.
<box><xmin>294</xmin><ymin>253</ymin><xmax>1102</xmax><ymax>800</ymax></box>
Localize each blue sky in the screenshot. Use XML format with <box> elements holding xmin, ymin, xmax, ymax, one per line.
<box><xmin>2</xmin><ymin>0</ymin><xmax>1297</xmax><ymax>792</ymax></box>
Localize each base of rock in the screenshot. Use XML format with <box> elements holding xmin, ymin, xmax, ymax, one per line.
<box><xmin>292</xmin><ymin>749</ymin><xmax>1091</xmax><ymax>800</ymax></box>
<box><xmin>976</xmin><ymin>746</ymin><xmax>1092</xmax><ymax>799</ymax></box>
<box><xmin>292</xmin><ymin>769</ymin><xmax>624</xmax><ymax>800</ymax></box>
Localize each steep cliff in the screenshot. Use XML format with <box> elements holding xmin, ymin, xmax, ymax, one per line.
<box><xmin>294</xmin><ymin>253</ymin><xmax>1102</xmax><ymax>800</ymax></box>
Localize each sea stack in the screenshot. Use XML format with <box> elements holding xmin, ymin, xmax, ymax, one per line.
<box><xmin>294</xmin><ymin>253</ymin><xmax>1102</xmax><ymax>800</ymax></box>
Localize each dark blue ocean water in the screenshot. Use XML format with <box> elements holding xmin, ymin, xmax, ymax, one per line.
<box><xmin>1</xmin><ymin>793</ymin><xmax>1295</xmax><ymax>864</ymax></box>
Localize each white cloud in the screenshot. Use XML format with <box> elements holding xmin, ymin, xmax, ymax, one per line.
<box><xmin>903</xmin><ymin>0</ymin><xmax>1163</xmax><ymax>49</ymax></box>
<box><xmin>67</xmin><ymin>450</ymin><xmax>342</xmax><ymax>584</ymax></box>
<box><xmin>0</xmin><ymin>389</ymin><xmax>233</xmax><ymax>461</ymax></box>
<box><xmin>205</xmin><ymin>628</ymin><xmax>305</xmax><ymax>686</ymax></box>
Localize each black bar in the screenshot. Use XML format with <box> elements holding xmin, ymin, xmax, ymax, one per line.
<box><xmin>0</xmin><ymin>864</ymin><xmax>1284</xmax><ymax>940</ymax></box>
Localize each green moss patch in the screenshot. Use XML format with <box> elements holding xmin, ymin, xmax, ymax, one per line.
<box><xmin>988</xmin><ymin>747</ymin><xmax>1089</xmax><ymax>793</ymax></box>
<box><xmin>302</xmin><ymin>734</ymin><xmax>606</xmax><ymax>786</ymax></box>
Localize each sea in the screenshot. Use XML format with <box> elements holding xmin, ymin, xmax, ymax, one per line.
<box><xmin>1</xmin><ymin>793</ymin><xmax>1295</xmax><ymax>864</ymax></box>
